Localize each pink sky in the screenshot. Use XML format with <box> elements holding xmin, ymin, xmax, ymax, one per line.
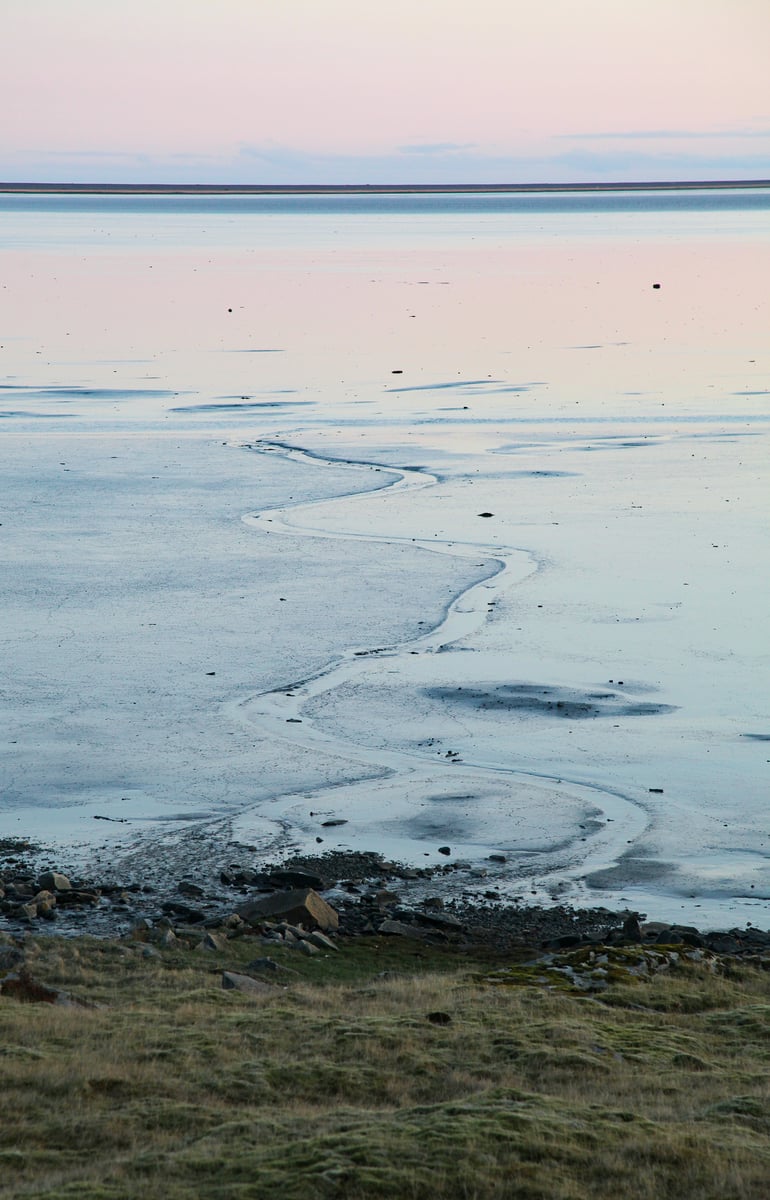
<box><xmin>3</xmin><ymin>0</ymin><xmax>770</xmax><ymax>183</ymax></box>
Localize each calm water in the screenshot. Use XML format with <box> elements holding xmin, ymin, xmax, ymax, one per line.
<box><xmin>1</xmin><ymin>190</ymin><xmax>769</xmax><ymax>925</ymax></box>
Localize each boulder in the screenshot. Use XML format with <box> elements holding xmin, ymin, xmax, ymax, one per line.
<box><xmin>412</xmin><ymin>910</ymin><xmax>464</xmax><ymax>932</ymax></box>
<box><xmin>244</xmin><ymin>957</ymin><xmax>294</xmax><ymax>976</ymax></box>
<box><xmin>38</xmin><ymin>871</ymin><xmax>71</xmax><ymax>892</ymax></box>
<box><xmin>221</xmin><ymin>971</ymin><xmax>275</xmax><ymax>996</ymax></box>
<box><xmin>621</xmin><ymin>915</ymin><xmax>643</xmax><ymax>942</ymax></box>
<box><xmin>197</xmin><ymin>931</ymin><xmax>228</xmax><ymax>952</ymax></box>
<box><xmin>178</xmin><ymin>880</ymin><xmax>205</xmax><ymax>898</ymax></box>
<box><xmin>378</xmin><ymin>919</ymin><xmax>433</xmax><ymax>941</ymax></box>
<box><xmin>237</xmin><ymin>888</ymin><xmax>339</xmax><ymax>931</ymax></box>
<box><xmin>161</xmin><ymin>901</ymin><xmax>206</xmax><ymax>924</ymax></box>
<box><xmin>306</xmin><ymin>930</ymin><xmax>338</xmax><ymax>952</ymax></box>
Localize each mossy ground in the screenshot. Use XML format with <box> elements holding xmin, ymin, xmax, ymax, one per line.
<box><xmin>2</xmin><ymin>932</ymin><xmax>770</xmax><ymax>1198</ymax></box>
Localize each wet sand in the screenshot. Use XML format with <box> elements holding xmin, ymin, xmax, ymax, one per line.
<box><xmin>1</xmin><ymin>190</ymin><xmax>769</xmax><ymax>932</ymax></box>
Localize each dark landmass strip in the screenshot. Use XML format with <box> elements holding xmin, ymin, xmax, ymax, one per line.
<box><xmin>1</xmin><ymin>179</ymin><xmax>769</xmax><ymax>195</ymax></box>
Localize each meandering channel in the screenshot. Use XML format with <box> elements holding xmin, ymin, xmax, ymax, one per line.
<box><xmin>230</xmin><ymin>438</ymin><xmax>651</xmax><ymax>905</ymax></box>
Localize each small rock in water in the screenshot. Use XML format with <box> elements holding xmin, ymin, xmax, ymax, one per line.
<box><xmin>178</xmin><ymin>880</ymin><xmax>205</xmax><ymax>898</ymax></box>
<box><xmin>478</xmin><ymin>512</ymin><xmax>494</xmax><ymax>518</ymax></box>
<box><xmin>437</xmin><ymin>846</ymin><xmax>451</xmax><ymax>856</ymax></box>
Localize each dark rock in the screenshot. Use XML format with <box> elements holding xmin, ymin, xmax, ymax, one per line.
<box><xmin>244</xmin><ymin>957</ymin><xmax>294</xmax><ymax>975</ymax></box>
<box><xmin>269</xmin><ymin>868</ymin><xmax>325</xmax><ymax>891</ymax></box>
<box><xmin>426</xmin><ymin>1011</ymin><xmax>453</xmax><ymax>1026</ymax></box>
<box><xmin>54</xmin><ymin>890</ymin><xmax>100</xmax><ymax>907</ymax></box>
<box><xmin>706</xmin><ymin>934</ymin><xmax>742</xmax><ymax>955</ymax></box>
<box><xmin>410</xmin><ymin>910</ymin><xmax>465</xmax><ymax>932</ymax></box>
<box><xmin>378</xmin><ymin>919</ymin><xmax>434</xmax><ymax>941</ymax></box>
<box><xmin>161</xmin><ymin>902</ymin><xmax>206</xmax><ymax>924</ymax></box>
<box><xmin>437</xmin><ymin>846</ymin><xmax>451</xmax><ymax>856</ymax></box>
<box><xmin>550</xmin><ymin>934</ymin><xmax>584</xmax><ymax>950</ymax></box>
<box><xmin>741</xmin><ymin>927</ymin><xmax>770</xmax><ymax>948</ymax></box>
<box><xmin>622</xmin><ymin>915</ymin><xmax>643</xmax><ymax>942</ymax></box>
<box><xmin>671</xmin><ymin>927</ymin><xmax>705</xmax><ymax>948</ymax></box>
<box><xmin>178</xmin><ymin>881</ymin><xmax>205</xmax><ymax>898</ymax></box>
<box><xmin>321</xmin><ymin>819</ymin><xmax>348</xmax><ymax>828</ymax></box>
<box><xmin>4</xmin><ymin>882</ymin><xmax>35</xmax><ymax>899</ymax></box>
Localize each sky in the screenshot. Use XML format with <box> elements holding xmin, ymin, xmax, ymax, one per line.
<box><xmin>3</xmin><ymin>0</ymin><xmax>770</xmax><ymax>184</ymax></box>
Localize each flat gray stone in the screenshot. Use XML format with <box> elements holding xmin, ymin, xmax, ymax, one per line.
<box><xmin>221</xmin><ymin>971</ymin><xmax>275</xmax><ymax>996</ymax></box>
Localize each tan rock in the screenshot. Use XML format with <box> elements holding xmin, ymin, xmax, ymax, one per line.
<box><xmin>38</xmin><ymin>872</ymin><xmax>71</xmax><ymax>892</ymax></box>
<box><xmin>237</xmin><ymin>888</ymin><xmax>339</xmax><ymax>932</ymax></box>
<box><xmin>197</xmin><ymin>931</ymin><xmax>228</xmax><ymax>952</ymax></box>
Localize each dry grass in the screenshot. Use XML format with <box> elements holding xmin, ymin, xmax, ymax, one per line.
<box><xmin>1</xmin><ymin>933</ymin><xmax>770</xmax><ymax>1198</ymax></box>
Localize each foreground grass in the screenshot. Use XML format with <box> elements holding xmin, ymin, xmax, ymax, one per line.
<box><xmin>1</xmin><ymin>933</ymin><xmax>770</xmax><ymax>1198</ymax></box>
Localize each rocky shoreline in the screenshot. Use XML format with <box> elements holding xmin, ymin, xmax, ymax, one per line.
<box><xmin>2</xmin><ymin>838</ymin><xmax>769</xmax><ymax>964</ymax></box>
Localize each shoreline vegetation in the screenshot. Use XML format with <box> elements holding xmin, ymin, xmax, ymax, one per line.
<box><xmin>1</xmin><ymin>178</ymin><xmax>770</xmax><ymax>195</ymax></box>
<box><xmin>2</xmin><ymin>858</ymin><xmax>770</xmax><ymax>1198</ymax></box>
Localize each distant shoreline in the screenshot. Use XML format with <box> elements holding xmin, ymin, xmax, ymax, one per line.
<box><xmin>1</xmin><ymin>179</ymin><xmax>769</xmax><ymax>195</ymax></box>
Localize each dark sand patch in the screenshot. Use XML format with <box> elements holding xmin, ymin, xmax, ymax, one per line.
<box><xmin>586</xmin><ymin>856</ymin><xmax>678</xmax><ymax>890</ymax></box>
<box><xmin>425</xmin><ymin>683</ymin><xmax>676</xmax><ymax>720</ymax></box>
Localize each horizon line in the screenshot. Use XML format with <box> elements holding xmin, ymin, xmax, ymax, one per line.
<box><xmin>2</xmin><ymin>178</ymin><xmax>770</xmax><ymax>196</ymax></box>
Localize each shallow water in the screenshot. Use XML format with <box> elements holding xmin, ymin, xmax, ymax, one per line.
<box><xmin>1</xmin><ymin>190</ymin><xmax>769</xmax><ymax>927</ymax></box>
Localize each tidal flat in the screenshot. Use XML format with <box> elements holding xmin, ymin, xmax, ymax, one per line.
<box><xmin>1</xmin><ymin>189</ymin><xmax>769</xmax><ymax>932</ymax></box>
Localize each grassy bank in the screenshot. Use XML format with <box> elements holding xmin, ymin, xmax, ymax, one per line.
<box><xmin>2</xmin><ymin>933</ymin><xmax>770</xmax><ymax>1199</ymax></box>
